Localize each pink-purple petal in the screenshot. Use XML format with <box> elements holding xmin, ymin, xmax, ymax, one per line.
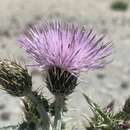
<box><xmin>19</xmin><ymin>21</ymin><xmax>112</xmax><ymax>73</ymax></box>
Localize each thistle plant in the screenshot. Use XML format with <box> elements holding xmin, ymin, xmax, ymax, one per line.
<box><xmin>0</xmin><ymin>21</ymin><xmax>114</xmax><ymax>130</ymax></box>
<box><xmin>83</xmin><ymin>94</ymin><xmax>130</xmax><ymax>130</ymax></box>
<box><xmin>0</xmin><ymin>59</ymin><xmax>50</xmax><ymax>130</ymax></box>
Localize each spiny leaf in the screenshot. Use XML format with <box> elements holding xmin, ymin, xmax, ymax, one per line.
<box><xmin>83</xmin><ymin>94</ymin><xmax>111</xmax><ymax>123</ymax></box>
<box><xmin>83</xmin><ymin>94</ymin><xmax>122</xmax><ymax>130</ymax></box>
<box><xmin>22</xmin><ymin>91</ymin><xmax>50</xmax><ymax>128</ymax></box>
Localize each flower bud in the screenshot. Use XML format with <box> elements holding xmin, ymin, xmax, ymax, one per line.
<box><xmin>0</xmin><ymin>59</ymin><xmax>32</xmax><ymax>97</ymax></box>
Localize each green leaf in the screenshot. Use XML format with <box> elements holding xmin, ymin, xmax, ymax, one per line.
<box><xmin>83</xmin><ymin>94</ymin><xmax>120</xmax><ymax>130</ymax></box>
<box><xmin>83</xmin><ymin>94</ymin><xmax>111</xmax><ymax>123</ymax></box>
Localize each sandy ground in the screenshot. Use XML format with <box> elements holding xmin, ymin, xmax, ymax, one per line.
<box><xmin>0</xmin><ymin>0</ymin><xmax>130</xmax><ymax>128</ymax></box>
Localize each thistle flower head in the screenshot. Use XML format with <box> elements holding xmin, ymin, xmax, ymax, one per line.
<box><xmin>19</xmin><ymin>21</ymin><xmax>112</xmax><ymax>95</ymax></box>
<box><xmin>0</xmin><ymin>59</ymin><xmax>32</xmax><ymax>97</ymax></box>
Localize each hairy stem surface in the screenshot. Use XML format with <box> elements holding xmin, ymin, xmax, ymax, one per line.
<box><xmin>54</xmin><ymin>96</ymin><xmax>65</xmax><ymax>130</ymax></box>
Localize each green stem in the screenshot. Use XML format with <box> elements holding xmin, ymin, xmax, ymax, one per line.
<box><xmin>27</xmin><ymin>92</ymin><xmax>51</xmax><ymax>130</ymax></box>
<box><xmin>54</xmin><ymin>96</ymin><xmax>64</xmax><ymax>130</ymax></box>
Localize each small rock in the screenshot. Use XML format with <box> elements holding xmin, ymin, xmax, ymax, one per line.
<box><xmin>0</xmin><ymin>112</ymin><xmax>10</xmax><ymax>121</ymax></box>
<box><xmin>120</xmin><ymin>81</ymin><xmax>129</xmax><ymax>89</ymax></box>
<box><xmin>96</xmin><ymin>73</ymin><xmax>105</xmax><ymax>79</ymax></box>
<box><xmin>0</xmin><ymin>104</ymin><xmax>5</xmax><ymax>110</ymax></box>
<box><xmin>1</xmin><ymin>44</ymin><xmax>6</xmax><ymax>49</ymax></box>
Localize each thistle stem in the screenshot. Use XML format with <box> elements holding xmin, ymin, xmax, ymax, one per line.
<box><xmin>54</xmin><ymin>96</ymin><xmax>64</xmax><ymax>130</ymax></box>
<box><xmin>27</xmin><ymin>92</ymin><xmax>51</xmax><ymax>130</ymax></box>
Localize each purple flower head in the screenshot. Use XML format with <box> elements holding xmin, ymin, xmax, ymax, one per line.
<box><xmin>19</xmin><ymin>21</ymin><xmax>112</xmax><ymax>95</ymax></box>
<box><xmin>19</xmin><ymin>21</ymin><xmax>112</xmax><ymax>73</ymax></box>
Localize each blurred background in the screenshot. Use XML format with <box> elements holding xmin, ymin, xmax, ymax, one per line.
<box><xmin>0</xmin><ymin>0</ymin><xmax>130</xmax><ymax>128</ymax></box>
